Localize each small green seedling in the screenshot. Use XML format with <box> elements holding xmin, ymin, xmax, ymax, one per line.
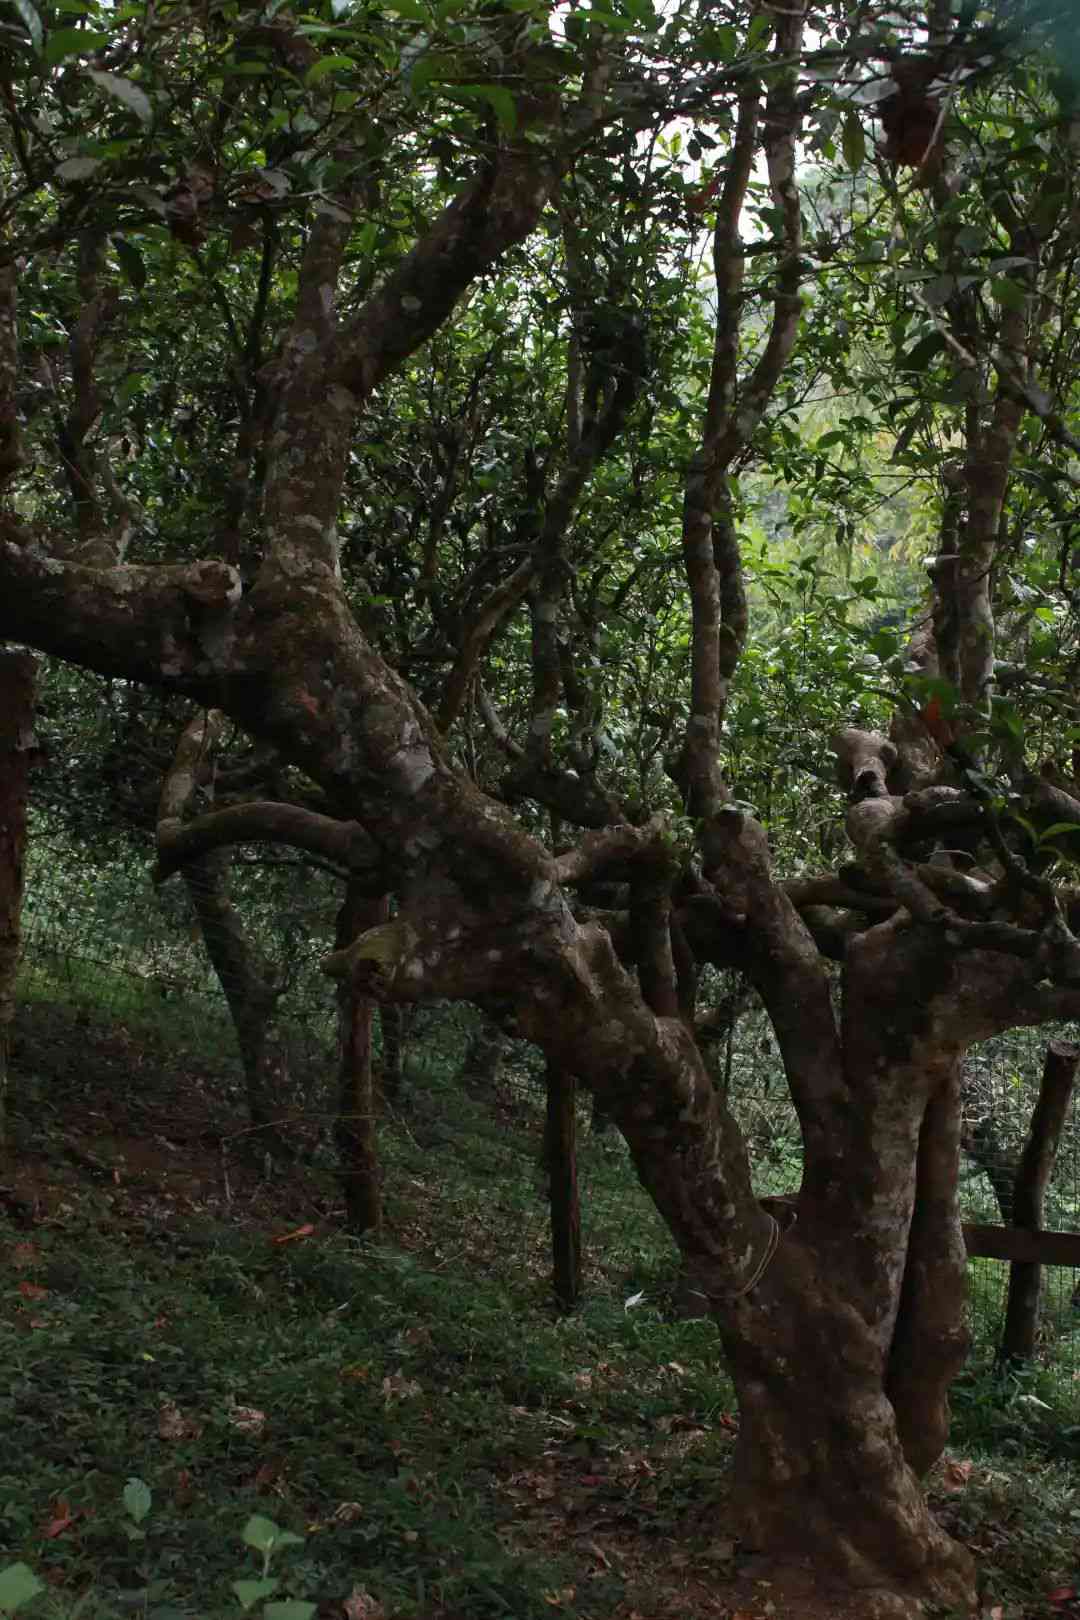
<box><xmin>234</xmin><ymin>1516</ymin><xmax>314</xmax><ymax>1619</ymax></box>
<box><xmin>121</xmin><ymin>1477</ymin><xmax>152</xmax><ymax>1541</ymax></box>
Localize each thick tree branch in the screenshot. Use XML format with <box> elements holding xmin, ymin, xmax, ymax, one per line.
<box><xmin>156</xmin><ymin>797</ymin><xmax>382</xmax><ymax>885</ymax></box>
<box><xmin>0</xmin><ymin>544</ymin><xmax>242</xmax><ymax>684</ymax></box>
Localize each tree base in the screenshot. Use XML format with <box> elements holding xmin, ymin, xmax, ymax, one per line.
<box><xmin>720</xmin><ymin>1558</ymin><xmax>958</xmax><ymax>1620</ymax></box>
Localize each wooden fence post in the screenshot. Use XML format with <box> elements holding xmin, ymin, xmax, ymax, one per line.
<box><xmin>998</xmin><ymin>1039</ymin><xmax>1080</xmax><ymax>1367</ymax></box>
<box><xmin>545</xmin><ymin>1061</ymin><xmax>582</xmax><ymax>1311</ymax></box>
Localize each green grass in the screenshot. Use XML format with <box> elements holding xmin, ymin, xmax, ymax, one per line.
<box><xmin>1</xmin><ymin>985</ymin><xmax>736</xmax><ymax>1619</ymax></box>
<box><xmin>0</xmin><ymin>1201</ymin><xmax>731</xmax><ymax>1620</ymax></box>
<box><xmin>4</xmin><ymin>979</ymin><xmax>1080</xmax><ymax>1619</ymax></box>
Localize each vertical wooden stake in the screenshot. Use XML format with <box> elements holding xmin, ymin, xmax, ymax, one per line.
<box><xmin>334</xmin><ymin>885</ymin><xmax>389</xmax><ymax>1236</ymax></box>
<box><xmin>998</xmin><ymin>1038</ymin><xmax>1080</xmax><ymax>1366</ymax></box>
<box><xmin>545</xmin><ymin>1060</ymin><xmax>582</xmax><ymax>1311</ymax></box>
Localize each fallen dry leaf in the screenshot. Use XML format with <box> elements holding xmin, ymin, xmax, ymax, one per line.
<box><xmin>272</xmin><ymin>1223</ymin><xmax>316</xmax><ymax>1245</ymax></box>
<box><xmin>227</xmin><ymin>1400</ymin><xmax>266</xmax><ymax>1435</ymax></box>
<box><xmin>158</xmin><ymin>1399</ymin><xmax>202</xmax><ymax>1441</ymax></box>
<box><xmin>941</xmin><ymin>1457</ymin><xmax>974</xmax><ymax>1493</ymax></box>
<box><xmin>252</xmin><ymin>1459</ymin><xmax>286</xmax><ymax>1494</ymax></box>
<box><xmin>343</xmin><ymin>1589</ymin><xmax>385</xmax><ymax>1619</ymax></box>
<box><xmin>381</xmin><ymin>1370</ymin><xmax>422</xmax><ymax>1404</ymax></box>
<box><xmin>42</xmin><ymin>1501</ymin><xmax>85</xmax><ymax>1539</ymax></box>
<box><xmin>332</xmin><ymin>1502</ymin><xmax>364</xmax><ymax>1525</ymax></box>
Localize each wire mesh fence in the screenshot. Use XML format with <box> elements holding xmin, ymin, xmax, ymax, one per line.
<box><xmin>10</xmin><ymin>821</ymin><xmax>1080</xmax><ymax>1375</ymax></box>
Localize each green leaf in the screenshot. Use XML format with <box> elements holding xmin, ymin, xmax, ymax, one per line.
<box><xmin>746</xmin><ymin>11</ymin><xmax>770</xmax><ymax>48</ymax></box>
<box><xmin>304</xmin><ymin>54</ymin><xmax>355</xmax><ymax>85</ymax></box>
<box><xmin>921</xmin><ymin>274</ymin><xmax>955</xmax><ymax>309</ymax></box>
<box><xmin>111</xmin><ymin>236</ymin><xmax>146</xmax><ymax>289</ymax></box>
<box><xmin>991</xmin><ymin>276</ymin><xmax>1027</xmax><ymax>311</ymax></box>
<box><xmin>899</xmin><ymin>332</ymin><xmax>945</xmax><ymax>373</ymax></box>
<box><xmin>989</xmin><ymin>698</ymin><xmax>1024</xmax><ymax>742</ymax></box>
<box><xmin>11</xmin><ymin>0</ymin><xmax>42</xmax><ymax>51</ymax></box>
<box><xmin>409</xmin><ymin>52</ymin><xmax>455</xmax><ymax>96</ymax></box>
<box><xmin>123</xmin><ymin>1477</ymin><xmax>152</xmax><ymax>1525</ymax></box>
<box><xmin>701</xmin><ymin>23</ymin><xmax>736</xmax><ymax>59</ymax></box>
<box><xmin>0</xmin><ymin>1563</ymin><xmax>45</xmax><ymax>1615</ymax></box>
<box><xmin>241</xmin><ymin>1516</ymin><xmax>304</xmax><ymax>1555</ymax></box>
<box><xmin>45</xmin><ymin>27</ymin><xmax>110</xmax><ymax>62</ymax></box>
<box><xmin>1037</xmin><ymin>822</ymin><xmax>1080</xmax><ymax>843</ymax></box>
<box><xmin>262</xmin><ymin>1605</ymin><xmax>316</xmax><ymax>1620</ymax></box>
<box><xmin>116</xmin><ymin>372</ymin><xmax>146</xmax><ymax>405</ymax></box>
<box><xmin>55</xmin><ymin>156</ymin><xmax>102</xmax><ymax>181</ymax></box>
<box><xmin>869</xmin><ymin>628</ymin><xmax>900</xmax><ymax>659</ymax></box>
<box><xmin>987</xmin><ymin>255</ymin><xmax>1033</xmax><ymax>274</ymax></box>
<box><xmin>453</xmin><ymin>83</ymin><xmax>517</xmax><ymax>132</ymax></box>
<box><xmin>841</xmin><ymin>110</ymin><xmax>865</xmax><ymax>172</ymax></box>
<box><xmin>232</xmin><ymin>1578</ymin><xmax>280</xmax><ymax>1611</ymax></box>
<box><xmin>954</xmin><ymin>225</ymin><xmax>984</xmax><ymax>254</ymax></box>
<box><xmin>86</xmin><ymin>68</ymin><xmax>153</xmax><ymax>124</ymax></box>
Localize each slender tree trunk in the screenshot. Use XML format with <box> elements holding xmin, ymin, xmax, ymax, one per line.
<box><xmin>334</xmin><ymin>885</ymin><xmax>388</xmax><ymax>1235</ymax></box>
<box><xmin>379</xmin><ymin>1001</ymin><xmax>405</xmax><ymax>1102</ymax></box>
<box><xmin>0</xmin><ymin>649</ymin><xmax>36</xmax><ymax>1159</ymax></box>
<box><xmin>183</xmin><ymin>851</ymin><xmax>291</xmax><ymax>1158</ymax></box>
<box><xmin>544</xmin><ymin>1060</ymin><xmax>581</xmax><ymax>1310</ymax></box>
<box><xmin>461</xmin><ymin>1019</ymin><xmax>510</xmax><ymax>1093</ymax></box>
<box><xmin>998</xmin><ymin>1039</ymin><xmax>1079</xmax><ymax>1366</ymax></box>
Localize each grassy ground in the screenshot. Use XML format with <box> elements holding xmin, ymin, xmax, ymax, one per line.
<box><xmin>2</xmin><ymin>964</ymin><xmax>1080</xmax><ymax>1620</ymax></box>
